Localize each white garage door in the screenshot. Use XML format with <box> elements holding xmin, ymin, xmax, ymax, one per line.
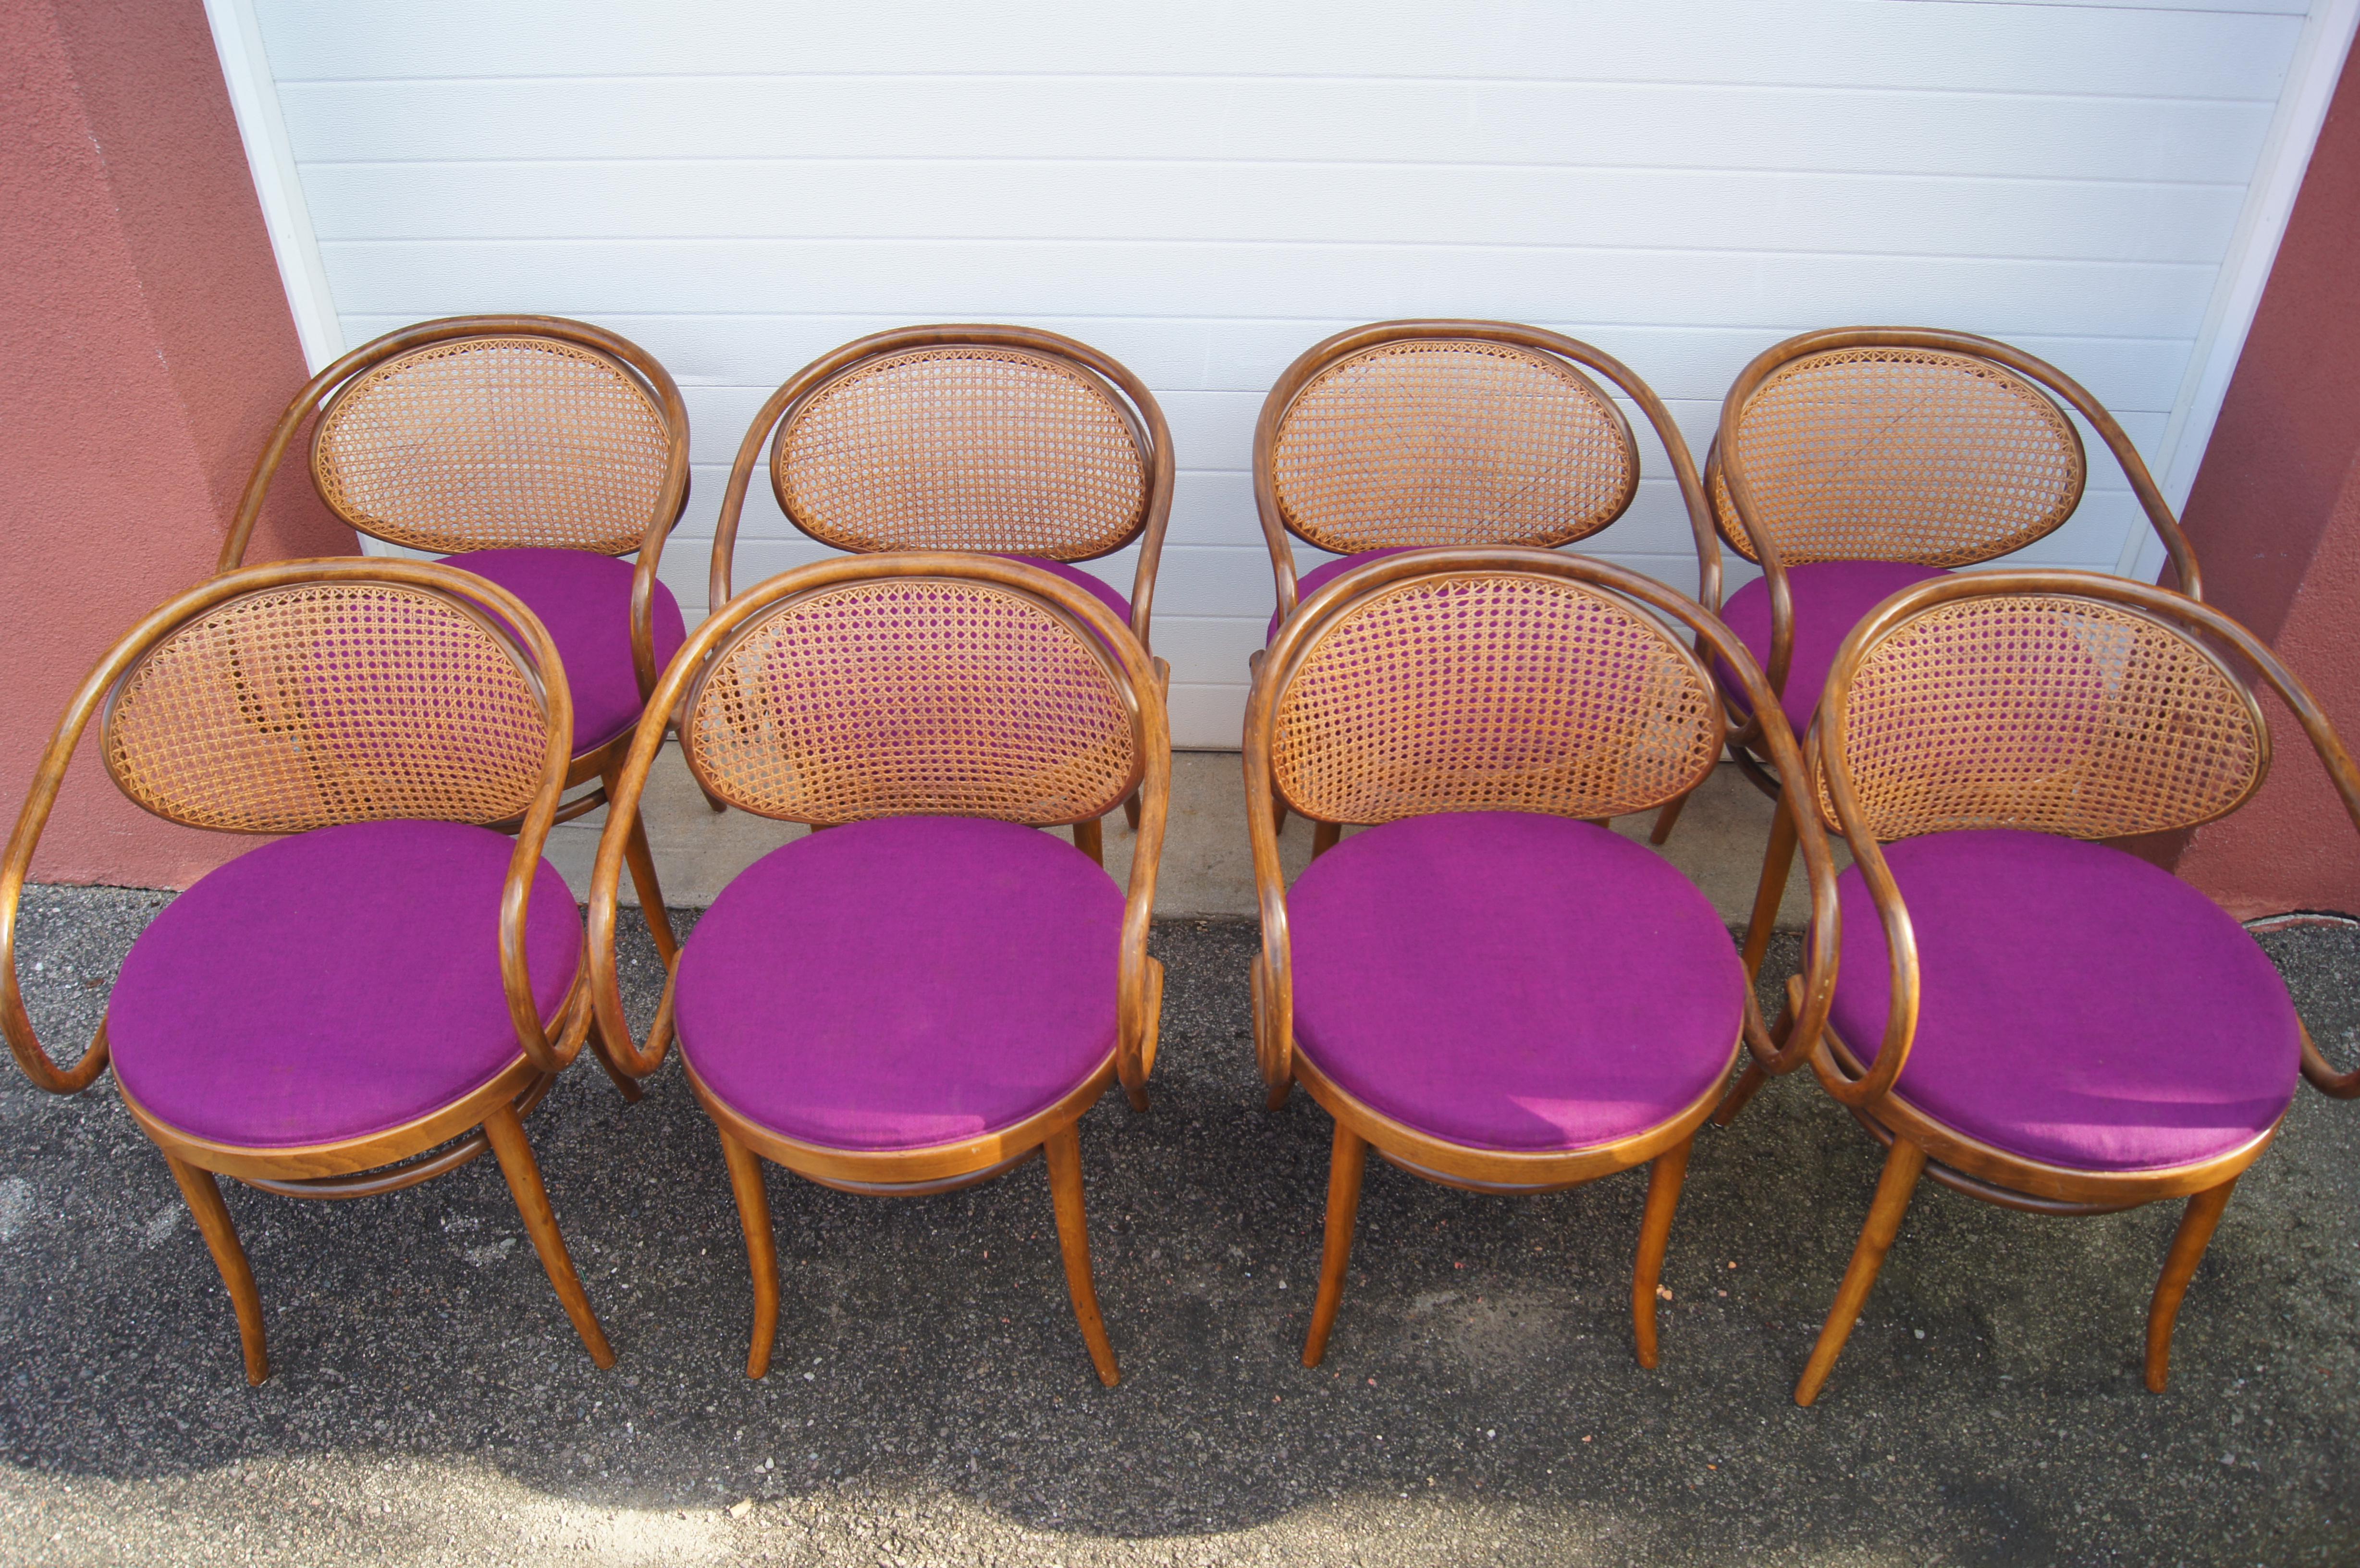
<box><xmin>219</xmin><ymin>0</ymin><xmax>2351</xmax><ymax>746</ymax></box>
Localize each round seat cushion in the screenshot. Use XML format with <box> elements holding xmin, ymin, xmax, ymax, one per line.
<box><xmin>1266</xmin><ymin>548</ymin><xmax>1415</xmax><ymax>641</ymax></box>
<box><xmin>107</xmin><ymin>821</ymin><xmax>581</xmax><ymax>1148</ymax></box>
<box><xmin>446</xmin><ymin>547</ymin><xmax>688</xmax><ymax>751</ymax></box>
<box><xmin>1289</xmin><ymin>811</ymin><xmax>1744</xmax><ymax>1152</ymax></box>
<box><xmin>1717</xmin><ymin>560</ymin><xmax>1947</xmax><ymax>733</ymax></box>
<box><xmin>674</xmin><ymin>816</ymin><xmax>1124</xmax><ymax>1151</ymax></box>
<box><xmin>1830</xmin><ymin>830</ymin><xmax>2301</xmax><ymax>1172</ymax></box>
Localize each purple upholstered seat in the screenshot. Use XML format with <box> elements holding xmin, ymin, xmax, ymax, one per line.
<box><xmin>446</xmin><ymin>548</ymin><xmax>687</xmax><ymax>751</ymax></box>
<box><xmin>673</xmin><ymin>816</ymin><xmax>1123</xmax><ymax>1151</ymax></box>
<box><xmin>1289</xmin><ymin>811</ymin><xmax>1744</xmax><ymax>1152</ymax></box>
<box><xmin>1716</xmin><ymin>561</ymin><xmax>1947</xmax><ymax>733</ymax></box>
<box><xmin>1829</xmin><ymin>830</ymin><xmax>2301</xmax><ymax>1172</ymax></box>
<box><xmin>1266</xmin><ymin>548</ymin><xmax>1415</xmax><ymax>640</ymax></box>
<box><xmin>106</xmin><ymin>821</ymin><xmax>581</xmax><ymax>1149</ymax></box>
<box><xmin>1008</xmin><ymin>557</ymin><xmax>1132</xmax><ymax>644</ymax></box>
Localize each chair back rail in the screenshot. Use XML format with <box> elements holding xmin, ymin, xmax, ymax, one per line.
<box><xmin>217</xmin><ymin>315</ymin><xmax>691</xmax><ymax>703</ymax></box>
<box><xmin>1242</xmin><ymin>546</ymin><xmax>1839</xmax><ymax>1097</ymax></box>
<box><xmin>588</xmin><ymin>553</ymin><xmax>1172</xmax><ymax>1102</ymax></box>
<box><xmin>1253</xmin><ymin>321</ymin><xmax>1721</xmax><ymax>622</ymax></box>
<box><xmin>709</xmin><ymin>326</ymin><xmax>1175</xmax><ymax>648</ymax></box>
<box><xmin>1814</xmin><ymin>570</ymin><xmax>2360</xmax><ymax>1109</ymax></box>
<box><xmin>0</xmin><ymin>559</ymin><xmax>582</xmax><ymax>1091</ymax></box>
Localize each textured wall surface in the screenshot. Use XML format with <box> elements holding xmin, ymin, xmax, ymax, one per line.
<box><xmin>0</xmin><ymin>0</ymin><xmax>353</xmax><ymax>889</ymax></box>
<box><xmin>250</xmin><ymin>0</ymin><xmax>2313</xmax><ymax>745</ymax></box>
<box><xmin>2175</xmin><ymin>53</ymin><xmax>2360</xmax><ymax>918</ymax></box>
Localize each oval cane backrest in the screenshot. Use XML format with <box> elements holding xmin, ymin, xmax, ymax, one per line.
<box><xmin>1820</xmin><ymin>591</ymin><xmax>2267</xmax><ymax>841</ymax></box>
<box><xmin>312</xmin><ymin>335</ymin><xmax>674</xmax><ymax>556</ymax></box>
<box><xmin>772</xmin><ymin>345</ymin><xmax>1151</xmax><ymax>561</ymax></box>
<box><xmin>1269</xmin><ymin>339</ymin><xmax>1639</xmax><ymax>554</ymax></box>
<box><xmin>1270</xmin><ymin>571</ymin><xmax>1723</xmax><ymax>824</ymax></box>
<box><xmin>101</xmin><ymin>580</ymin><xmax>553</xmax><ymax>833</ymax></box>
<box><xmin>680</xmin><ymin>576</ymin><xmax>1139</xmax><ymax>825</ymax></box>
<box><xmin>1714</xmin><ymin>344</ymin><xmax>2086</xmax><ymax>567</ymax></box>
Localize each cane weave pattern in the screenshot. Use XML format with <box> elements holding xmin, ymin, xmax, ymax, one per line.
<box><xmin>1271</xmin><ymin>574</ymin><xmax>1721</xmax><ymax>824</ymax></box>
<box><xmin>1821</xmin><ymin>594</ymin><xmax>2264</xmax><ymax>841</ymax></box>
<box><xmin>1715</xmin><ymin>347</ymin><xmax>2085</xmax><ymax>567</ymax></box>
<box><xmin>102</xmin><ymin>583</ymin><xmax>551</xmax><ymax>834</ymax></box>
<box><xmin>1270</xmin><ymin>340</ymin><xmax>1637</xmax><ymax>554</ymax></box>
<box><xmin>683</xmin><ymin>580</ymin><xmax>1138</xmax><ymax>825</ymax></box>
<box><xmin>773</xmin><ymin>348</ymin><xmax>1148</xmax><ymax>560</ymax></box>
<box><xmin>312</xmin><ymin>337</ymin><xmax>673</xmax><ymax>555</ymax></box>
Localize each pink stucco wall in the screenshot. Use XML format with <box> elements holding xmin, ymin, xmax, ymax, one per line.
<box><xmin>0</xmin><ymin>0</ymin><xmax>356</xmax><ymax>889</ymax></box>
<box><xmin>2171</xmin><ymin>51</ymin><xmax>2360</xmax><ymax>919</ymax></box>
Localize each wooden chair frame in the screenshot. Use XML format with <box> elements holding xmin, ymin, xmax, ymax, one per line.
<box><xmin>1244</xmin><ymin>546</ymin><xmax>1839</xmax><ymax>1368</ymax></box>
<box><xmin>217</xmin><ymin>313</ymin><xmax>693</xmax><ymax>967</ymax></box>
<box><xmin>586</xmin><ymin>553</ymin><xmax>1171</xmax><ymax>1386</ymax></box>
<box><xmin>1729</xmin><ymin>570</ymin><xmax>2360</xmax><ymax>1405</ymax></box>
<box><xmin>1676</xmin><ymin>326</ymin><xmax>2205</xmax><ymax>965</ymax></box>
<box><xmin>0</xmin><ymin>559</ymin><xmax>617</xmax><ymax>1384</ymax></box>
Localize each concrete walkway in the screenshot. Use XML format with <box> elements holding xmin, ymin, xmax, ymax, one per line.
<box><xmin>0</xmin><ymin>890</ymin><xmax>2353</xmax><ymax>1565</ymax></box>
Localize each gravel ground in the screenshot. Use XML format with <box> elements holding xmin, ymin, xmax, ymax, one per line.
<box><xmin>0</xmin><ymin>891</ymin><xmax>2355</xmax><ymax>1566</ymax></box>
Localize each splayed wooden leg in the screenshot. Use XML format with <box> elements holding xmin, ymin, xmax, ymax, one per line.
<box><xmin>484</xmin><ymin>1104</ymin><xmax>616</xmax><ymax>1369</ymax></box>
<box><xmin>1742</xmin><ymin>795</ymin><xmax>1799</xmax><ymax>978</ymax></box>
<box><xmin>164</xmin><ymin>1155</ymin><xmax>269</xmax><ymax>1386</ymax></box>
<box><xmin>1045</xmin><ymin>1124</ymin><xmax>1120</xmax><ymax>1387</ymax></box>
<box><xmin>2146</xmin><ymin>1177</ymin><xmax>2236</xmax><ymax>1393</ymax></box>
<box><xmin>1796</xmin><ymin>1136</ymin><xmax>1926</xmax><ymax>1406</ymax></box>
<box><xmin>1302</xmin><ymin>1123</ymin><xmax>1368</xmax><ymax>1368</ymax></box>
<box><xmin>1631</xmin><ymin>1137</ymin><xmax>1695</xmax><ymax>1368</ymax></box>
<box><xmin>719</xmin><ymin>1128</ymin><xmax>781</xmax><ymax>1379</ymax></box>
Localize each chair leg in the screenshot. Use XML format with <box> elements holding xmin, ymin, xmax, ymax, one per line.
<box><xmin>1310</xmin><ymin>820</ymin><xmax>1341</xmax><ymax>860</ymax></box>
<box><xmin>1072</xmin><ymin>818</ymin><xmax>1104</xmax><ymax>866</ymax></box>
<box><xmin>1122</xmin><ymin>791</ymin><xmax>1142</xmax><ymax>832</ymax></box>
<box><xmin>163</xmin><ymin>1155</ymin><xmax>269</xmax><ymax>1386</ymax></box>
<box><xmin>1044</xmin><ymin>1123</ymin><xmax>1120</xmax><ymax>1387</ymax></box>
<box><xmin>602</xmin><ymin>762</ymin><xmax>679</xmax><ymax>967</ymax></box>
<box><xmin>2146</xmin><ymin>1176</ymin><xmax>2237</xmax><ymax>1394</ymax></box>
<box><xmin>1631</xmin><ymin>1136</ymin><xmax>1695</xmax><ymax>1369</ymax></box>
<box><xmin>700</xmin><ymin>782</ymin><xmax>729</xmax><ymax>814</ymax></box>
<box><xmin>718</xmin><ymin>1128</ymin><xmax>781</xmax><ymax>1380</ymax></box>
<box><xmin>1742</xmin><ymin>792</ymin><xmax>1798</xmax><ymax>979</ymax></box>
<box><xmin>1648</xmin><ymin>788</ymin><xmax>1694</xmax><ymax>846</ymax></box>
<box><xmin>482</xmin><ymin>1104</ymin><xmax>616</xmax><ymax>1370</ymax></box>
<box><xmin>1302</xmin><ymin>1123</ymin><xmax>1369</xmax><ymax>1368</ymax></box>
<box><xmin>1796</xmin><ymin>1136</ymin><xmax>1926</xmax><ymax>1406</ymax></box>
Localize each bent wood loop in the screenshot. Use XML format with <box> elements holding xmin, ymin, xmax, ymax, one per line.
<box><xmin>1807</xmin><ymin>569</ymin><xmax>2360</xmax><ymax>1110</ymax></box>
<box><xmin>217</xmin><ymin>314</ymin><xmax>692</xmax><ymax>704</ymax></box>
<box><xmin>1241</xmin><ymin>546</ymin><xmax>1839</xmax><ymax>1096</ymax></box>
<box><xmin>0</xmin><ymin>559</ymin><xmax>583</xmax><ymax>1091</ymax></box>
<box><xmin>1252</xmin><ymin>320</ymin><xmax>1721</xmax><ymax>625</ymax></box>
<box><xmin>587</xmin><ymin>551</ymin><xmax>1172</xmax><ymax>1097</ymax></box>
<box><xmin>707</xmin><ymin>325</ymin><xmax>1176</xmax><ymax>650</ymax></box>
<box><xmin>1710</xmin><ymin>326</ymin><xmax>2202</xmax><ymax>707</ymax></box>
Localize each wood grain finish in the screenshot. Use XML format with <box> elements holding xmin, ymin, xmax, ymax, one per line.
<box><xmin>1779</xmin><ymin>569</ymin><xmax>2360</xmax><ymax>1404</ymax></box>
<box><xmin>0</xmin><ymin>559</ymin><xmax>615</xmax><ymax>1382</ymax></box>
<box><xmin>586</xmin><ymin>552</ymin><xmax>1171</xmax><ymax>1382</ymax></box>
<box><xmin>1245</xmin><ymin>546</ymin><xmax>1841</xmax><ymax>1368</ymax></box>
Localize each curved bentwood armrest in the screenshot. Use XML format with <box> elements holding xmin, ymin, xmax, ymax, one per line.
<box><xmin>1250</xmin><ymin>321</ymin><xmax>1722</xmax><ymax>627</ymax></box>
<box><xmin>587</xmin><ymin>552</ymin><xmax>1173</xmax><ymax>1100</ymax></box>
<box><xmin>1715</xmin><ymin>326</ymin><xmax>2203</xmax><ymax>717</ymax></box>
<box><xmin>1813</xmin><ymin>570</ymin><xmax>2360</xmax><ymax>1111</ymax></box>
<box><xmin>0</xmin><ymin>559</ymin><xmax>589</xmax><ymax>1096</ymax></box>
<box><xmin>706</xmin><ymin>326</ymin><xmax>1176</xmax><ymax>651</ymax></box>
<box><xmin>1241</xmin><ymin>546</ymin><xmax>1838</xmax><ymax>1098</ymax></box>
<box><xmin>215</xmin><ymin>315</ymin><xmax>694</xmax><ymax>706</ymax></box>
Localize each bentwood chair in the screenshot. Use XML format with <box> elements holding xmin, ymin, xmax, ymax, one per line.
<box><xmin>1738</xmin><ymin>572</ymin><xmax>2360</xmax><ymax>1405</ymax></box>
<box><xmin>1245</xmin><ymin>548</ymin><xmax>1839</xmax><ymax>1369</ymax></box>
<box><xmin>586</xmin><ymin>553</ymin><xmax>1171</xmax><ymax>1386</ymax></box>
<box><xmin>1252</xmin><ymin>320</ymin><xmax>1718</xmax><ymax>849</ymax></box>
<box><xmin>0</xmin><ymin>560</ymin><xmax>615</xmax><ymax>1384</ymax></box>
<box><xmin>219</xmin><ymin>315</ymin><xmax>691</xmax><ymax>963</ymax></box>
<box><xmin>1670</xmin><ymin>327</ymin><xmax>2203</xmax><ymax>975</ymax></box>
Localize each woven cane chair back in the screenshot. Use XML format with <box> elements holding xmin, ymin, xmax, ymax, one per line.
<box><xmin>1714</xmin><ymin>345</ymin><xmax>2087</xmax><ymax>568</ymax></box>
<box><xmin>101</xmin><ymin>580</ymin><xmax>553</xmax><ymax>834</ymax></box>
<box><xmin>1820</xmin><ymin>592</ymin><xmax>2267</xmax><ymax>842</ymax></box>
<box><xmin>311</xmin><ymin>335</ymin><xmax>675</xmax><ymax>556</ymax></box>
<box><xmin>772</xmin><ymin>345</ymin><xmax>1151</xmax><ymax>561</ymax></box>
<box><xmin>1268</xmin><ymin>339</ymin><xmax>1639</xmax><ymax>555</ymax></box>
<box><xmin>680</xmin><ymin>576</ymin><xmax>1140</xmax><ymax>826</ymax></box>
<box><xmin>1269</xmin><ymin>570</ymin><xmax>1723</xmax><ymax>824</ymax></box>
